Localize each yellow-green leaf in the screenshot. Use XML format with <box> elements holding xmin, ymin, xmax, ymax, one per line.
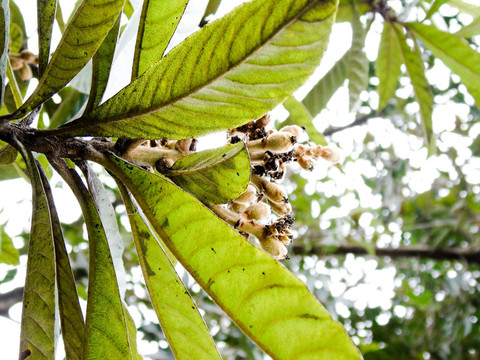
<box><xmin>455</xmin><ymin>17</ymin><xmax>480</xmax><ymax>38</ymax></box>
<box><xmin>55</xmin><ymin>0</ymin><xmax>338</xmax><ymax>139</ymax></box>
<box><xmin>14</xmin><ymin>0</ymin><xmax>125</xmax><ymax>116</ymax></box>
<box><xmin>425</xmin><ymin>0</ymin><xmax>450</xmax><ymax>20</ymax></box>
<box><xmin>14</xmin><ymin>139</ymin><xmax>56</xmax><ymax>360</ymax></box>
<box><xmin>103</xmin><ymin>153</ymin><xmax>361</xmax><ymax>360</ymax></box>
<box><xmin>166</xmin><ymin>142</ymin><xmax>250</xmax><ymax>204</ymax></box>
<box><xmin>132</xmin><ymin>0</ymin><xmax>188</xmax><ymax>80</ymax></box>
<box><xmin>0</xmin><ymin>141</ymin><xmax>18</xmax><ymax>165</ymax></box>
<box><xmin>0</xmin><ymin>226</ymin><xmax>19</xmax><ymax>265</ymax></box>
<box><xmin>283</xmin><ymin>96</ymin><xmax>327</xmax><ymax>146</ymax></box>
<box><xmin>39</xmin><ymin>167</ymin><xmax>84</xmax><ymax>360</ymax></box>
<box><xmin>118</xmin><ymin>185</ymin><xmax>222</xmax><ymax>360</ymax></box>
<box><xmin>52</xmin><ymin>160</ymin><xmax>134</xmax><ymax>360</ymax></box>
<box><xmin>37</xmin><ymin>0</ymin><xmax>57</xmax><ymax>76</ymax></box>
<box><xmin>376</xmin><ymin>21</ymin><xmax>402</xmax><ymax>111</ymax></box>
<box><xmin>85</xmin><ymin>11</ymin><xmax>121</xmax><ymax>112</ymax></box>
<box><xmin>408</xmin><ymin>22</ymin><xmax>480</xmax><ymax>107</ymax></box>
<box><xmin>393</xmin><ymin>24</ymin><xmax>434</xmax><ymax>154</ymax></box>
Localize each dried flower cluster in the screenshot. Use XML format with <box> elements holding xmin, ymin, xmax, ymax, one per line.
<box><xmin>212</xmin><ymin>115</ymin><xmax>340</xmax><ymax>260</ymax></box>
<box><xmin>118</xmin><ymin>114</ymin><xmax>339</xmax><ymax>260</ymax></box>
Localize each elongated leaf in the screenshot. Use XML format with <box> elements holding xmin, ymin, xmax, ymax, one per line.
<box><xmin>302</xmin><ymin>52</ymin><xmax>348</xmax><ymax>117</ymax></box>
<box><xmin>82</xmin><ymin>163</ymin><xmax>126</xmax><ymax>299</ymax></box>
<box><xmin>393</xmin><ymin>24</ymin><xmax>434</xmax><ymax>153</ymax></box>
<box><xmin>425</xmin><ymin>0</ymin><xmax>449</xmax><ymax>20</ymax></box>
<box><xmin>37</xmin><ymin>0</ymin><xmax>57</xmax><ymax>76</ymax></box>
<box><xmin>0</xmin><ymin>141</ymin><xmax>18</xmax><ymax>164</ymax></box>
<box><xmin>9</xmin><ymin>0</ymin><xmax>26</xmax><ymax>53</ymax></box>
<box><xmin>13</xmin><ymin>0</ymin><xmax>124</xmax><ymax>116</ymax></box>
<box><xmin>38</xmin><ymin>167</ymin><xmax>84</xmax><ymax>360</ymax></box>
<box><xmin>14</xmin><ymin>140</ymin><xmax>56</xmax><ymax>360</ymax></box>
<box><xmin>0</xmin><ymin>0</ymin><xmax>9</xmax><ymax>108</ymax></box>
<box><xmin>335</xmin><ymin>0</ymin><xmax>371</xmax><ymax>22</ymax></box>
<box><xmin>347</xmin><ymin>10</ymin><xmax>368</xmax><ymax>112</ymax></box>
<box><xmin>56</xmin><ymin>0</ymin><xmax>338</xmax><ymax>139</ymax></box>
<box><xmin>455</xmin><ymin>16</ymin><xmax>480</xmax><ymax>38</ymax></box>
<box><xmin>283</xmin><ymin>96</ymin><xmax>327</xmax><ymax>146</ymax></box>
<box><xmin>132</xmin><ymin>0</ymin><xmax>188</xmax><ymax>80</ymax></box>
<box><xmin>123</xmin><ymin>304</ymin><xmax>142</xmax><ymax>360</ymax></box>
<box><xmin>449</xmin><ymin>0</ymin><xmax>480</xmax><ymax>17</ymax></box>
<box><xmin>166</xmin><ymin>142</ymin><xmax>250</xmax><ymax>204</ymax></box>
<box><xmin>85</xmin><ymin>12</ymin><xmax>121</xmax><ymax>112</ymax></box>
<box><xmin>118</xmin><ymin>184</ymin><xmax>222</xmax><ymax>360</ymax></box>
<box><xmin>408</xmin><ymin>22</ymin><xmax>480</xmax><ymax>107</ymax></box>
<box><xmin>0</xmin><ymin>226</ymin><xmax>19</xmax><ymax>265</ymax></box>
<box><xmin>376</xmin><ymin>21</ymin><xmax>402</xmax><ymax>111</ymax></box>
<box><xmin>103</xmin><ymin>153</ymin><xmax>361</xmax><ymax>360</ymax></box>
<box><xmin>52</xmin><ymin>160</ymin><xmax>133</xmax><ymax>359</ymax></box>
<box><xmin>199</xmin><ymin>0</ymin><xmax>221</xmax><ymax>26</ymax></box>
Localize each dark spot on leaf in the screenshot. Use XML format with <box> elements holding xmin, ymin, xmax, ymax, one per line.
<box><xmin>236</xmin><ymin>172</ymin><xmax>239</xmax><ymax>176</ymax></box>
<box><xmin>228</xmin><ymin>270</ymin><xmax>230</xmax><ymax>273</ymax></box>
<box><xmin>84</xmin><ymin>52</ymin><xmax>88</xmax><ymax>56</ymax></box>
<box><xmin>20</xmin><ymin>349</ymin><xmax>31</xmax><ymax>360</ymax></box>
<box><xmin>222</xmin><ymin>154</ymin><xmax>226</xmax><ymax>158</ymax></box>
<box><xmin>191</xmin><ymin>306</ymin><xmax>195</xmax><ymax>309</ymax></box>
<box><xmin>249</xmin><ymin>325</ymin><xmax>252</xmax><ymax>328</ymax></box>
<box><xmin>299</xmin><ymin>314</ymin><xmax>320</xmax><ymax>320</ymax></box>
<box><xmin>262</xmin><ymin>272</ymin><xmax>265</xmax><ymax>275</ymax></box>
<box><xmin>184</xmin><ymin>291</ymin><xmax>188</xmax><ymax>295</ymax></box>
<box><xmin>211</xmin><ymin>247</ymin><xmax>216</xmax><ymax>254</ymax></box>
<box><xmin>242</xmin><ymin>268</ymin><xmax>245</xmax><ymax>271</ymax></box>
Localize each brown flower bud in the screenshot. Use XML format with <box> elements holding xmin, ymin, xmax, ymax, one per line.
<box><xmin>265</xmin><ymin>132</ymin><xmax>296</xmax><ymax>153</ymax></box>
<box><xmin>313</xmin><ymin>145</ymin><xmax>340</xmax><ymax>163</ymax></box>
<box><xmin>228</xmin><ymin>201</ymin><xmax>248</xmax><ymax>214</ymax></box>
<box><xmin>280</xmin><ymin>125</ymin><xmax>304</xmax><ymax>138</ymax></box>
<box><xmin>235</xmin><ymin>185</ymin><xmax>257</xmax><ymax>204</ymax></box>
<box><xmin>278</xmin><ymin>234</ymin><xmax>292</xmax><ymax>247</ymax></box>
<box><xmin>244</xmin><ymin>202</ymin><xmax>271</xmax><ymax>221</ymax></box>
<box><xmin>19</xmin><ymin>50</ymin><xmax>37</xmax><ymax>64</ymax></box>
<box><xmin>297</xmin><ymin>154</ymin><xmax>315</xmax><ymax>171</ymax></box>
<box><xmin>260</xmin><ymin>235</ymin><xmax>289</xmax><ymax>260</ymax></box>
<box><xmin>18</xmin><ymin>64</ymin><xmax>33</xmax><ymax>81</ymax></box>
<box><xmin>9</xmin><ymin>56</ymin><xmax>23</xmax><ymax>70</ymax></box>
<box><xmin>267</xmin><ymin>199</ymin><xmax>292</xmax><ymax>216</ymax></box>
<box><xmin>253</xmin><ymin>176</ymin><xmax>288</xmax><ymax>203</ymax></box>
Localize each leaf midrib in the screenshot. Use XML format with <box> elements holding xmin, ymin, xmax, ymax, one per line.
<box><xmin>78</xmin><ymin>0</ymin><xmax>326</xmax><ymax>128</ymax></box>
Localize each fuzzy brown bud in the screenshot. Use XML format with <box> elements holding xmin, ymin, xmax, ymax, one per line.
<box><xmin>265</xmin><ymin>132</ymin><xmax>296</xmax><ymax>153</ymax></box>
<box><xmin>18</xmin><ymin>64</ymin><xmax>33</xmax><ymax>81</ymax></box>
<box><xmin>267</xmin><ymin>199</ymin><xmax>292</xmax><ymax>216</ymax></box>
<box><xmin>313</xmin><ymin>145</ymin><xmax>340</xmax><ymax>163</ymax></box>
<box><xmin>235</xmin><ymin>185</ymin><xmax>257</xmax><ymax>204</ymax></box>
<box><xmin>244</xmin><ymin>202</ymin><xmax>271</xmax><ymax>221</ymax></box>
<box><xmin>297</xmin><ymin>155</ymin><xmax>315</xmax><ymax>171</ymax></box>
<box><xmin>253</xmin><ymin>176</ymin><xmax>288</xmax><ymax>203</ymax></box>
<box><xmin>260</xmin><ymin>235</ymin><xmax>289</xmax><ymax>260</ymax></box>
<box><xmin>280</xmin><ymin>125</ymin><xmax>304</xmax><ymax>138</ymax></box>
<box><xmin>19</xmin><ymin>50</ymin><xmax>37</xmax><ymax>64</ymax></box>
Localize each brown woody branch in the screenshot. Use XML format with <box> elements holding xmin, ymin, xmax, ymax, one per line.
<box><xmin>292</xmin><ymin>244</ymin><xmax>480</xmax><ymax>263</ymax></box>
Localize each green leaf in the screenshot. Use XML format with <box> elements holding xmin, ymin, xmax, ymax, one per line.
<box><xmin>118</xmin><ymin>185</ymin><xmax>222</xmax><ymax>360</ymax></box>
<box><xmin>37</xmin><ymin>0</ymin><xmax>57</xmax><ymax>76</ymax></box>
<box><xmin>85</xmin><ymin>12</ymin><xmax>121</xmax><ymax>113</ymax></box>
<box><xmin>302</xmin><ymin>52</ymin><xmax>348</xmax><ymax>117</ymax></box>
<box><xmin>0</xmin><ymin>226</ymin><xmax>19</xmax><ymax>265</ymax></box>
<box><xmin>347</xmin><ymin>10</ymin><xmax>368</xmax><ymax>112</ymax></box>
<box><xmin>14</xmin><ymin>0</ymin><xmax>125</xmax><ymax>116</ymax></box>
<box><xmin>376</xmin><ymin>21</ymin><xmax>402</xmax><ymax>111</ymax></box>
<box><xmin>53</xmin><ymin>160</ymin><xmax>134</xmax><ymax>360</ymax></box>
<box><xmin>56</xmin><ymin>0</ymin><xmax>338</xmax><ymax>139</ymax></box>
<box><xmin>425</xmin><ymin>0</ymin><xmax>449</xmax><ymax>20</ymax></box>
<box><xmin>200</xmin><ymin>0</ymin><xmax>222</xmax><ymax>26</ymax></box>
<box><xmin>166</xmin><ymin>142</ymin><xmax>250</xmax><ymax>204</ymax></box>
<box><xmin>335</xmin><ymin>0</ymin><xmax>371</xmax><ymax>22</ymax></box>
<box><xmin>455</xmin><ymin>16</ymin><xmax>480</xmax><ymax>38</ymax></box>
<box><xmin>8</xmin><ymin>0</ymin><xmax>26</xmax><ymax>53</ymax></box>
<box><xmin>48</xmin><ymin>88</ymin><xmax>84</xmax><ymax>129</ymax></box>
<box><xmin>0</xmin><ymin>0</ymin><xmax>9</xmax><ymax>108</ymax></box>
<box><xmin>393</xmin><ymin>24</ymin><xmax>434</xmax><ymax>154</ymax></box>
<box><xmin>38</xmin><ymin>167</ymin><xmax>85</xmax><ymax>360</ymax></box>
<box><xmin>132</xmin><ymin>0</ymin><xmax>188</xmax><ymax>80</ymax></box>
<box><xmin>103</xmin><ymin>153</ymin><xmax>361</xmax><ymax>360</ymax></box>
<box><xmin>14</xmin><ymin>140</ymin><xmax>56</xmax><ymax>360</ymax></box>
<box><xmin>123</xmin><ymin>304</ymin><xmax>142</xmax><ymax>360</ymax></box>
<box><xmin>0</xmin><ymin>141</ymin><xmax>18</xmax><ymax>165</ymax></box>
<box><xmin>408</xmin><ymin>22</ymin><xmax>480</xmax><ymax>107</ymax></box>
<box><xmin>449</xmin><ymin>0</ymin><xmax>480</xmax><ymax>17</ymax></box>
<box><xmin>283</xmin><ymin>96</ymin><xmax>327</xmax><ymax>146</ymax></box>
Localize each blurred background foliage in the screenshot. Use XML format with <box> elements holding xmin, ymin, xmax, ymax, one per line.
<box><xmin>1</xmin><ymin>0</ymin><xmax>479</xmax><ymax>359</ymax></box>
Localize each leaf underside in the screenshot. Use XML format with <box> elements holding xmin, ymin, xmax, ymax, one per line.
<box><xmin>118</xmin><ymin>185</ymin><xmax>222</xmax><ymax>360</ymax></box>
<box><xmin>105</xmin><ymin>153</ymin><xmax>361</xmax><ymax>360</ymax></box>
<box><xmin>57</xmin><ymin>0</ymin><xmax>338</xmax><ymax>140</ymax></box>
<box><xmin>167</xmin><ymin>142</ymin><xmax>251</xmax><ymax>204</ymax></box>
